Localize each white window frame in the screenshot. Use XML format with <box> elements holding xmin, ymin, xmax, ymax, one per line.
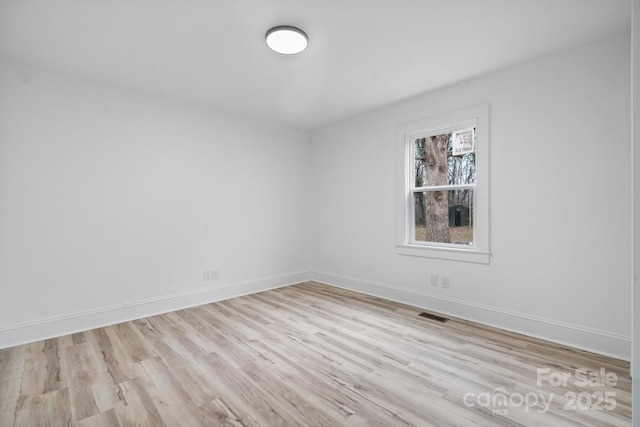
<box><xmin>395</xmin><ymin>104</ymin><xmax>490</xmax><ymax>264</ymax></box>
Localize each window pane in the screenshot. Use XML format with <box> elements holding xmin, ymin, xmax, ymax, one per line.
<box><xmin>414</xmin><ymin>138</ymin><xmax>427</xmax><ymax>187</ymax></box>
<box><xmin>414</xmin><ymin>189</ymin><xmax>474</xmax><ymax>245</ymax></box>
<box><xmin>448</xmin><ymin>152</ymin><xmax>476</xmax><ymax>185</ymax></box>
<box><xmin>414</xmin><ymin>129</ymin><xmax>476</xmax><ymax>188</ymax></box>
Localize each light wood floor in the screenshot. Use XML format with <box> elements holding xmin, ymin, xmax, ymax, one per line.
<box><xmin>0</xmin><ymin>282</ymin><xmax>631</xmax><ymax>426</ymax></box>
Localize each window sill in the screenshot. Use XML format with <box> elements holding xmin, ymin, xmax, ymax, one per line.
<box><xmin>396</xmin><ymin>244</ymin><xmax>491</xmax><ymax>264</ymax></box>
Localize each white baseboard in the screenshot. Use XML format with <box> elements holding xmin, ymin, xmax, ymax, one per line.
<box><xmin>311</xmin><ymin>270</ymin><xmax>630</xmax><ymax>361</ymax></box>
<box><xmin>3</xmin><ymin>270</ymin><xmax>630</xmax><ymax>361</ymax></box>
<box><xmin>0</xmin><ymin>270</ymin><xmax>312</xmax><ymax>349</ymax></box>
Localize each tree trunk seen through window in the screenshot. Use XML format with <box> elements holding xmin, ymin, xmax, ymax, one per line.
<box><xmin>425</xmin><ymin>134</ymin><xmax>450</xmax><ymax>243</ymax></box>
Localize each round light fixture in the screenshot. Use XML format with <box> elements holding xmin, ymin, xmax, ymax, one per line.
<box><xmin>265</xmin><ymin>26</ymin><xmax>308</xmax><ymax>55</ymax></box>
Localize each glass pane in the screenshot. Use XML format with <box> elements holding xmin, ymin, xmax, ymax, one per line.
<box><xmin>414</xmin><ymin>128</ymin><xmax>476</xmax><ymax>188</ymax></box>
<box><xmin>414</xmin><ymin>189</ymin><xmax>474</xmax><ymax>245</ymax></box>
<box><xmin>414</xmin><ymin>137</ymin><xmax>428</xmax><ymax>187</ymax></box>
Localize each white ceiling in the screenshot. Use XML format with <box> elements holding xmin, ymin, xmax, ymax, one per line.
<box><xmin>0</xmin><ymin>0</ymin><xmax>631</xmax><ymax>130</ymax></box>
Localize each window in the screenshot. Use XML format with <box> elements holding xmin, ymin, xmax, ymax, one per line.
<box><xmin>396</xmin><ymin>104</ymin><xmax>490</xmax><ymax>263</ymax></box>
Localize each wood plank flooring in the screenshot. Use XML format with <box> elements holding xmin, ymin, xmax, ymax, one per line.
<box><xmin>0</xmin><ymin>282</ymin><xmax>631</xmax><ymax>426</ymax></box>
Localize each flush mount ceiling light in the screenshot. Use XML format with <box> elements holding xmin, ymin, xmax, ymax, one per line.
<box><xmin>265</xmin><ymin>26</ymin><xmax>308</xmax><ymax>55</ymax></box>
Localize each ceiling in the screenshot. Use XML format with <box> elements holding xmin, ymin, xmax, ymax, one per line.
<box><xmin>0</xmin><ymin>0</ymin><xmax>631</xmax><ymax>130</ymax></box>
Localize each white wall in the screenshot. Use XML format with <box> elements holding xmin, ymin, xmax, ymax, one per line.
<box><xmin>311</xmin><ymin>33</ymin><xmax>632</xmax><ymax>359</ymax></box>
<box><xmin>0</xmin><ymin>58</ymin><xmax>312</xmax><ymax>347</ymax></box>
<box><xmin>632</xmin><ymin>0</ymin><xmax>639</xmax><ymax>419</ymax></box>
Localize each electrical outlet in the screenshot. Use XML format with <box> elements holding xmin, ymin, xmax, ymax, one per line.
<box><xmin>203</xmin><ymin>270</ymin><xmax>211</xmax><ymax>281</ymax></box>
<box><xmin>430</xmin><ymin>274</ymin><xmax>439</xmax><ymax>286</ymax></box>
<box><xmin>440</xmin><ymin>276</ymin><xmax>450</xmax><ymax>288</ymax></box>
<box><xmin>211</xmin><ymin>269</ymin><xmax>219</xmax><ymax>280</ymax></box>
